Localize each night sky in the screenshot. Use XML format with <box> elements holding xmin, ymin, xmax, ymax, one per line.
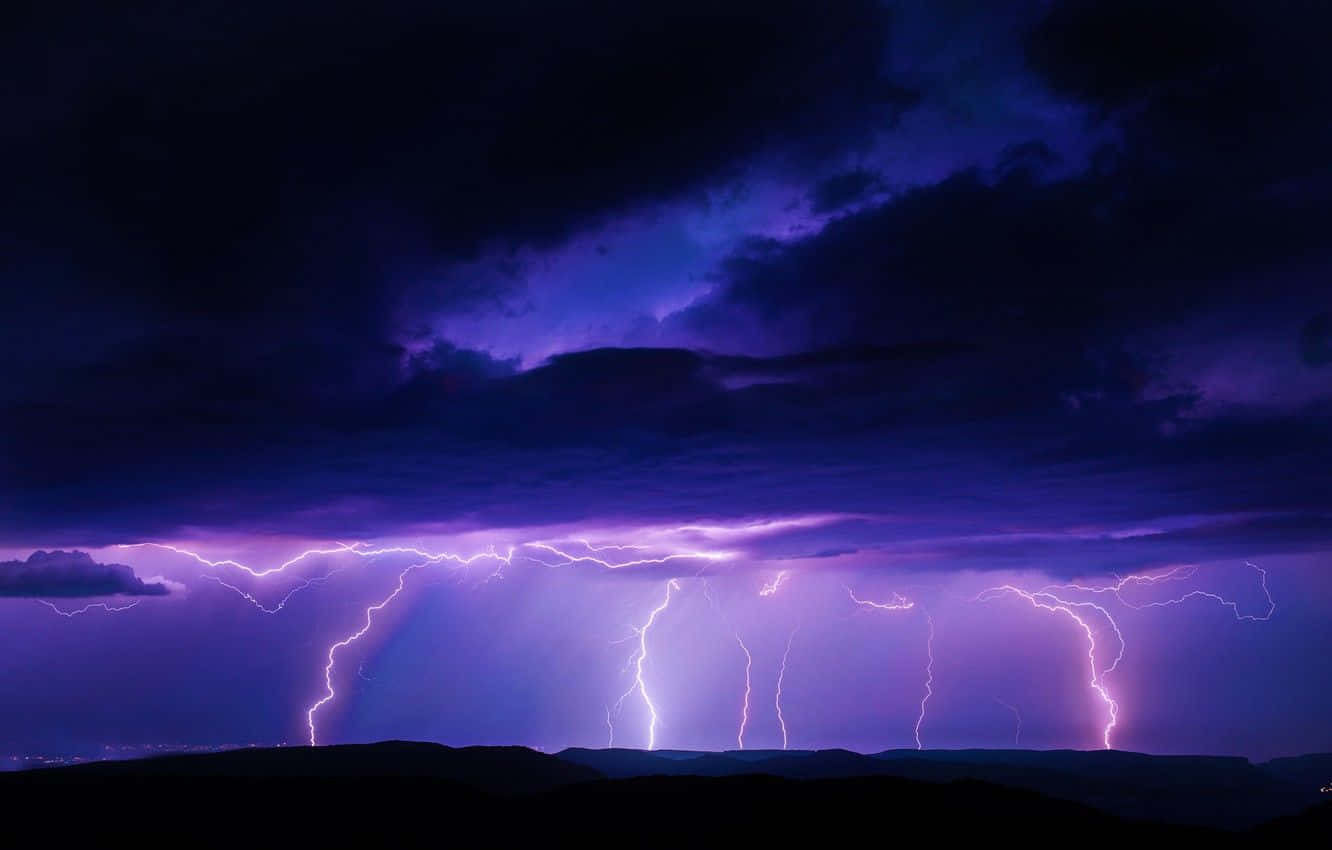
<box><xmin>2</xmin><ymin>1</ymin><xmax>1330</xmax><ymax>762</ymax></box>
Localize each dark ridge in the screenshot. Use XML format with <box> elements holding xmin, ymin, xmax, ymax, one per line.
<box><xmin>558</xmin><ymin>746</ymin><xmax>1328</xmax><ymax>829</ymax></box>
<box><xmin>7</xmin><ymin>740</ymin><xmax>600</xmax><ymax>795</ymax></box>
<box><xmin>4</xmin><ymin>742</ymin><xmax>1328</xmax><ymax>839</ymax></box>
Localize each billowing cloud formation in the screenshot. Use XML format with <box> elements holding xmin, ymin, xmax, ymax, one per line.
<box><xmin>0</xmin><ymin>0</ymin><xmax>1327</xmax><ymax>565</ymax></box>
<box><xmin>0</xmin><ymin>551</ymin><xmax>169</xmax><ymax>598</ymax></box>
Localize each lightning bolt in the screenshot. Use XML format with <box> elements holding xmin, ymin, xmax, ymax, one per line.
<box><xmin>122</xmin><ymin>541</ymin><xmax>514</xmax><ymax>581</ymax></box>
<box><xmin>35</xmin><ymin>599</ymin><xmax>141</xmax><ymax>617</ymax></box>
<box><xmin>994</xmin><ymin>697</ymin><xmax>1022</xmax><ymax>746</ymax></box>
<box><xmin>759</xmin><ymin>570</ymin><xmax>790</xmax><ymax>597</ymax></box>
<box><xmin>845</xmin><ymin>586</ymin><xmax>914</xmax><ymax>611</ymax></box>
<box><xmin>303</xmin><ymin>547</ymin><xmax>515</xmax><ymax>746</ymax></box>
<box><xmin>915</xmin><ymin>613</ymin><xmax>934</xmax><ymax>750</ymax></box>
<box><xmin>1042</xmin><ymin>562</ymin><xmax>1275</xmax><ymax>621</ymax></box>
<box><xmin>975</xmin><ymin>585</ymin><xmax>1123</xmax><ymax>749</ymax></box>
<box><xmin>775</xmin><ymin>627</ymin><xmax>797</xmax><ymax>750</ymax></box>
<box><xmin>525</xmin><ymin>542</ymin><xmax>731</xmax><ymax>570</ymax></box>
<box><xmin>199</xmin><ymin>568</ymin><xmax>347</xmax><ymax>614</ymax></box>
<box><xmin>974</xmin><ymin>562</ymin><xmax>1276</xmax><ymax>751</ymax></box>
<box><xmin>306</xmin><ymin>560</ymin><xmax>430</xmax><ymax>746</ymax></box>
<box><xmin>736</xmin><ymin>634</ymin><xmax>753</xmax><ymax>749</ymax></box>
<box><xmin>612</xmin><ymin>579</ymin><xmax>680</xmax><ymax>751</ymax></box>
<box><xmin>847</xmin><ymin>585</ymin><xmax>926</xmax><ymax>748</ymax></box>
<box><xmin>118</xmin><ymin>541</ymin><xmax>364</xmax><ymax>577</ymax></box>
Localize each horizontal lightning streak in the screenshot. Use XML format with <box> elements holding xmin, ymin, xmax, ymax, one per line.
<box><xmin>845</xmin><ymin>586</ymin><xmax>914</xmax><ymax>611</ymax></box>
<box><xmin>35</xmin><ymin>599</ymin><xmax>141</xmax><ymax>617</ymax></box>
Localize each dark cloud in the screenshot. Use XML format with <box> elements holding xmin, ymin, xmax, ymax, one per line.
<box><xmin>0</xmin><ymin>0</ymin><xmax>1327</xmax><ymax>566</ymax></box>
<box><xmin>0</xmin><ymin>551</ymin><xmax>168</xmax><ymax>598</ymax></box>
<box><xmin>2</xmin><ymin>1</ymin><xmax>914</xmax><ymax>325</ymax></box>
<box><xmin>1025</xmin><ymin>0</ymin><xmax>1247</xmax><ymax>108</ymax></box>
<box><xmin>808</xmin><ymin>169</ymin><xmax>884</xmax><ymax>214</ymax></box>
<box><xmin>916</xmin><ymin>514</ymin><xmax>1332</xmax><ymax>576</ymax></box>
<box><xmin>1298</xmin><ymin>313</ymin><xmax>1332</xmax><ymax>367</ymax></box>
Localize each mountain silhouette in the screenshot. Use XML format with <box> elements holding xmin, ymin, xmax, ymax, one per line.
<box><xmin>3</xmin><ymin>742</ymin><xmax>1327</xmax><ymax>840</ymax></box>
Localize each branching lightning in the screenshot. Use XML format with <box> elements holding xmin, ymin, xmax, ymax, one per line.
<box><xmin>974</xmin><ymin>585</ymin><xmax>1124</xmax><ymax>749</ymax></box>
<box><xmin>1041</xmin><ymin>562</ymin><xmax>1275</xmax><ymax>621</ymax></box>
<box><xmin>100</xmin><ymin>540</ymin><xmax>1277</xmax><ymax>753</ymax></box>
<box><xmin>972</xmin><ymin>561</ymin><xmax>1276</xmax><ymax>749</ymax></box>
<box><xmin>612</xmin><ymin>579</ymin><xmax>681</xmax><ymax>751</ymax></box>
<box><xmin>306</xmin><ymin>560</ymin><xmax>430</xmax><ymax>745</ymax></box>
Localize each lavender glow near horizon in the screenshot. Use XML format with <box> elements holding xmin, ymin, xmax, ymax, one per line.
<box><xmin>0</xmin><ymin>518</ymin><xmax>1324</xmax><ymax>763</ymax></box>
<box><xmin>2</xmin><ymin>2</ymin><xmax>1331</xmax><ymax>764</ymax></box>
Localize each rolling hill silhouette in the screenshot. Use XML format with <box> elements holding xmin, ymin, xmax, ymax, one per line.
<box><xmin>2</xmin><ymin>742</ymin><xmax>1327</xmax><ymax>840</ymax></box>
<box><xmin>558</xmin><ymin>746</ymin><xmax>1329</xmax><ymax>829</ymax></box>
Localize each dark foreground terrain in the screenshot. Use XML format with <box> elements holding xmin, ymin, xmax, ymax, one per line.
<box><xmin>1</xmin><ymin>742</ymin><xmax>1326</xmax><ymax>843</ymax></box>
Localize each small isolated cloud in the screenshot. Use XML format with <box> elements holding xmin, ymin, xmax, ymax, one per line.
<box><xmin>0</xmin><ymin>551</ymin><xmax>170</xmax><ymax>598</ymax></box>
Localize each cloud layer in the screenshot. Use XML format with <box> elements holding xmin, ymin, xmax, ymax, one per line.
<box><xmin>0</xmin><ymin>551</ymin><xmax>169</xmax><ymax>598</ymax></box>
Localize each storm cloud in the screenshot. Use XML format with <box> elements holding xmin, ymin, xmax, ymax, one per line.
<box><xmin>0</xmin><ymin>551</ymin><xmax>169</xmax><ymax>598</ymax></box>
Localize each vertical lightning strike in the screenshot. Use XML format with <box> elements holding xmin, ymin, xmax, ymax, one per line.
<box><xmin>613</xmin><ymin>579</ymin><xmax>681</xmax><ymax>751</ymax></box>
<box><xmin>303</xmin><ymin>546</ymin><xmax>513</xmax><ymax>746</ymax></box>
<box><xmin>914</xmin><ymin>613</ymin><xmax>934</xmax><ymax>750</ymax></box>
<box><xmin>605</xmin><ymin>705</ymin><xmax>615</xmax><ymax>748</ymax></box>
<box><xmin>35</xmin><ymin>599</ymin><xmax>141</xmax><ymax>617</ymax></box>
<box><xmin>736</xmin><ymin>634</ymin><xmax>753</xmax><ymax>749</ymax></box>
<box><xmin>306</xmin><ymin>560</ymin><xmax>431</xmax><ymax>746</ymax></box>
<box><xmin>775</xmin><ymin>627</ymin><xmax>797</xmax><ymax>750</ymax></box>
<box><xmin>994</xmin><ymin>697</ymin><xmax>1022</xmax><ymax>746</ymax></box>
<box><xmin>975</xmin><ymin>586</ymin><xmax>1124</xmax><ymax>749</ymax></box>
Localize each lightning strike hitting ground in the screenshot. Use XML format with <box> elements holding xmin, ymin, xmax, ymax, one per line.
<box><xmin>974</xmin><ymin>585</ymin><xmax>1124</xmax><ymax>749</ymax></box>
<box><xmin>915</xmin><ymin>613</ymin><xmax>934</xmax><ymax>750</ymax></box>
<box><xmin>994</xmin><ymin>697</ymin><xmax>1022</xmax><ymax>746</ymax></box>
<box><xmin>736</xmin><ymin>634</ymin><xmax>753</xmax><ymax>749</ymax></box>
<box><xmin>97</xmin><ymin>544</ymin><xmax>1278</xmax><ymax>752</ymax></box>
<box><xmin>306</xmin><ymin>560</ymin><xmax>431</xmax><ymax>745</ymax></box>
<box><xmin>776</xmin><ymin>627</ymin><xmax>797</xmax><ymax>750</ymax></box>
<box><xmin>612</xmin><ymin>579</ymin><xmax>681</xmax><ymax>751</ymax></box>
